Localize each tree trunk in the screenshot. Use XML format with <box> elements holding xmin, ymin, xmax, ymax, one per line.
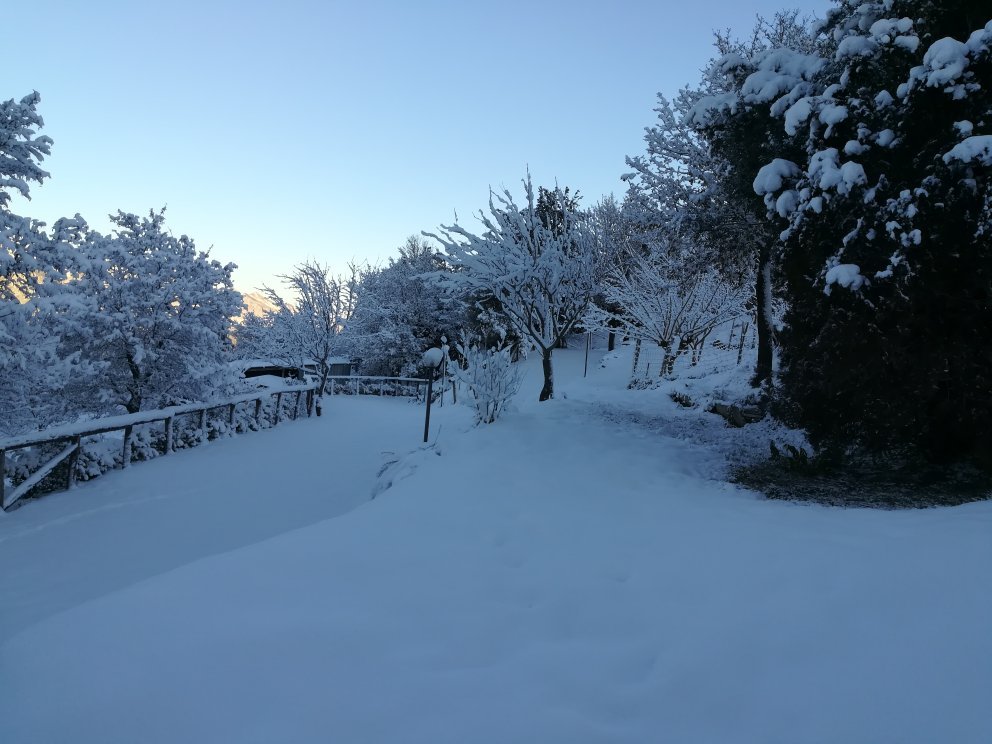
<box><xmin>125</xmin><ymin>351</ymin><xmax>142</xmax><ymax>414</ymax></box>
<box><xmin>660</xmin><ymin>349</ymin><xmax>674</xmax><ymax>377</ymax></box>
<box><xmin>752</xmin><ymin>246</ymin><xmax>774</xmax><ymax>387</ymax></box>
<box><xmin>737</xmin><ymin>321</ymin><xmax>750</xmax><ymax>366</ymax></box>
<box><xmin>539</xmin><ymin>347</ymin><xmax>554</xmax><ymax>401</ymax></box>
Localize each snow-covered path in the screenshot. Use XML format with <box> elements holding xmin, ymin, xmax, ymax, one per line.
<box><xmin>0</xmin><ymin>396</ymin><xmax>452</xmax><ymax>638</ymax></box>
<box><xmin>1</xmin><ymin>348</ymin><xmax>990</xmax><ymax>743</ymax></box>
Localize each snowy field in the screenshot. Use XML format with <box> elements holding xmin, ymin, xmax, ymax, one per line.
<box><xmin>1</xmin><ymin>344</ymin><xmax>990</xmax><ymax>743</ymax></box>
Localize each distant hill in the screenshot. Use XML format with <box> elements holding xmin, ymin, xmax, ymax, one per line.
<box><xmin>235</xmin><ymin>291</ymin><xmax>280</xmax><ymax>324</ymax></box>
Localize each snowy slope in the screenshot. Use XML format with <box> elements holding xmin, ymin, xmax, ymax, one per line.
<box><xmin>1</xmin><ymin>345</ymin><xmax>990</xmax><ymax>743</ymax></box>
<box><xmin>0</xmin><ymin>396</ymin><xmax>466</xmax><ymax>638</ymax></box>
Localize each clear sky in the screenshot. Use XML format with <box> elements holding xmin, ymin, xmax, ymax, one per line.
<box><xmin>8</xmin><ymin>0</ymin><xmax>825</xmax><ymax>292</ymax></box>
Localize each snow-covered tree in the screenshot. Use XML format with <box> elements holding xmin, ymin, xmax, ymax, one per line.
<box><xmin>344</xmin><ymin>237</ymin><xmax>464</xmax><ymax>376</ymax></box>
<box><xmin>66</xmin><ymin>209</ymin><xmax>242</xmax><ymax>414</ymax></box>
<box><xmin>245</xmin><ymin>261</ymin><xmax>357</xmax><ymax>397</ymax></box>
<box><xmin>755</xmin><ymin>0</ymin><xmax>992</xmax><ymax>463</ymax></box>
<box><xmin>678</xmin><ymin>13</ymin><xmax>820</xmax><ymax>387</ymax></box>
<box><xmin>427</xmin><ymin>174</ymin><xmax>604</xmax><ymax>401</ymax></box>
<box><xmin>592</xmin><ymin>241</ymin><xmax>750</xmax><ymax>378</ymax></box>
<box><xmin>582</xmin><ymin>195</ymin><xmax>639</xmax><ymax>352</ymax></box>
<box><xmin>0</xmin><ymin>93</ymin><xmax>90</xmax><ymax>433</ymax></box>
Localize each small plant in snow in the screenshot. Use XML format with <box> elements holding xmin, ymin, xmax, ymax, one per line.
<box><xmin>453</xmin><ymin>335</ymin><xmax>522</xmax><ymax>424</ymax></box>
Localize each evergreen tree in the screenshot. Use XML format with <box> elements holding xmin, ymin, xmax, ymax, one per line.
<box><xmin>762</xmin><ymin>1</ymin><xmax>992</xmax><ymax>464</ymax></box>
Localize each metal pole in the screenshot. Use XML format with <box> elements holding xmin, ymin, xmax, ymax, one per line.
<box><xmin>423</xmin><ymin>376</ymin><xmax>433</xmax><ymax>443</ymax></box>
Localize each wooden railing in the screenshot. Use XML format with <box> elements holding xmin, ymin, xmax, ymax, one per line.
<box><xmin>0</xmin><ymin>385</ymin><xmax>318</xmax><ymax>512</ymax></box>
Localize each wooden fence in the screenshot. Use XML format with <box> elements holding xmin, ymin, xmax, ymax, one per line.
<box><xmin>0</xmin><ymin>385</ymin><xmax>318</xmax><ymax>512</ymax></box>
<box><xmin>327</xmin><ymin>375</ymin><xmax>428</xmax><ymax>399</ymax></box>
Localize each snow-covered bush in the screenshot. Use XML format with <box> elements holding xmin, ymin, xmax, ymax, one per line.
<box><xmin>453</xmin><ymin>337</ymin><xmax>522</xmax><ymax>424</ymax></box>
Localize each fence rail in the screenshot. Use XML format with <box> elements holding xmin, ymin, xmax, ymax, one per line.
<box><xmin>326</xmin><ymin>375</ymin><xmax>428</xmax><ymax>399</ymax></box>
<box><xmin>0</xmin><ymin>384</ymin><xmax>318</xmax><ymax>512</ymax></box>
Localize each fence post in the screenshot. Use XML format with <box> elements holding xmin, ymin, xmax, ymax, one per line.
<box><xmin>0</xmin><ymin>448</ymin><xmax>5</xmax><ymax>508</ymax></box>
<box><xmin>306</xmin><ymin>389</ymin><xmax>314</xmax><ymax>416</ymax></box>
<box><xmin>199</xmin><ymin>408</ymin><xmax>207</xmax><ymax>443</ymax></box>
<box><xmin>255</xmin><ymin>398</ymin><xmax>263</xmax><ymax>426</ymax></box>
<box><xmin>228</xmin><ymin>403</ymin><xmax>236</xmax><ymax>429</ymax></box>
<box><xmin>379</xmin><ymin>379</ymin><xmax>384</xmax><ymax>397</ymax></box>
<box><xmin>354</xmin><ymin>377</ymin><xmax>359</xmax><ymax>396</ymax></box>
<box><xmin>274</xmin><ymin>392</ymin><xmax>283</xmax><ymax>425</ymax></box>
<box><xmin>122</xmin><ymin>425</ymin><xmax>133</xmax><ymax>468</ymax></box>
<box><xmin>164</xmin><ymin>416</ymin><xmax>173</xmax><ymax>454</ymax></box>
<box><xmin>293</xmin><ymin>390</ymin><xmax>302</xmax><ymax>419</ymax></box>
<box><xmin>67</xmin><ymin>436</ymin><xmax>81</xmax><ymax>490</ymax></box>
<box><xmin>423</xmin><ymin>376</ymin><xmax>433</xmax><ymax>443</ymax></box>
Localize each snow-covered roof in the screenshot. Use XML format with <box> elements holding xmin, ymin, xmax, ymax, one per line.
<box><xmin>232</xmin><ymin>358</ymin><xmax>290</xmax><ymax>370</ymax></box>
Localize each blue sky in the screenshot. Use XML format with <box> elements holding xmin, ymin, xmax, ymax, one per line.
<box><xmin>8</xmin><ymin>0</ymin><xmax>824</xmax><ymax>292</ymax></box>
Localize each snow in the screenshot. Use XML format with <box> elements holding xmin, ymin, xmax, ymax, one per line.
<box><xmin>836</xmin><ymin>35</ymin><xmax>876</xmax><ymax>60</ymax></box>
<box><xmin>818</xmin><ymin>102</ymin><xmax>848</xmax><ymax>128</ymax></box>
<box><xmin>775</xmin><ymin>189</ymin><xmax>799</xmax><ymax>217</ymax></box>
<box><xmin>893</xmin><ymin>34</ymin><xmax>920</xmax><ymax>53</ymax></box>
<box><xmin>1</xmin><ymin>346</ymin><xmax>990</xmax><ymax>743</ymax></box>
<box><xmin>740</xmin><ymin>49</ymin><xmax>824</xmax><ymax>107</ymax></box>
<box><xmin>684</xmin><ymin>92</ymin><xmax>737</xmax><ymax>127</ymax></box>
<box><xmin>783</xmin><ymin>96</ymin><xmax>813</xmax><ymax>135</ymax></box>
<box><xmin>876</xmin><ymin>128</ymin><xmax>896</xmax><ymax>147</ymax></box>
<box><xmin>954</xmin><ymin>120</ymin><xmax>975</xmax><ymax>137</ymax></box>
<box><xmin>808</xmin><ymin>149</ymin><xmax>867</xmax><ymax>196</ymax></box>
<box><xmin>874</xmin><ymin>89</ymin><xmax>894</xmax><ymax>108</ymax></box>
<box><xmin>844</xmin><ymin>139</ymin><xmax>868</xmax><ymax>155</ymax></box>
<box><xmin>869</xmin><ymin>17</ymin><xmax>914</xmax><ymax>40</ymax></box>
<box><xmin>752</xmin><ymin>158</ymin><xmax>800</xmax><ymax>195</ymax></box>
<box><xmin>944</xmin><ymin>135</ymin><xmax>992</xmax><ymax>166</ymax></box>
<box><xmin>421</xmin><ymin>346</ymin><xmax>444</xmax><ymax>367</ymax></box>
<box><xmin>824</xmin><ymin>263</ymin><xmax>866</xmax><ymax>292</ymax></box>
<box><xmin>866</xmin><ymin>17</ymin><xmax>918</xmax><ymax>51</ymax></box>
<box><xmin>921</xmin><ymin>38</ymin><xmax>969</xmax><ymax>86</ymax></box>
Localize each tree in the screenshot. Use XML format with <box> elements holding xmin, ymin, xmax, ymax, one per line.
<box><xmin>427</xmin><ymin>173</ymin><xmax>603</xmax><ymax>401</ymax></box>
<box><xmin>583</xmin><ymin>195</ymin><xmax>639</xmax><ymax>352</ymax></box>
<box><xmin>68</xmin><ymin>209</ymin><xmax>242</xmax><ymax>414</ymax></box>
<box><xmin>624</xmin><ymin>13</ymin><xmax>818</xmax><ymax>388</ymax></box>
<box><xmin>247</xmin><ymin>261</ymin><xmax>357</xmax><ymax>398</ymax></box>
<box><xmin>343</xmin><ymin>237</ymin><xmax>464</xmax><ymax>376</ymax></box>
<box><xmin>592</xmin><ymin>240</ymin><xmax>750</xmax><ymax>378</ymax></box>
<box><xmin>757</xmin><ymin>0</ymin><xmax>992</xmax><ymax>464</ymax></box>
<box><xmin>2</xmin><ymin>92</ymin><xmax>248</xmax><ymax>433</ymax></box>
<box><xmin>0</xmin><ymin>92</ymin><xmax>89</xmax><ymax>433</ymax></box>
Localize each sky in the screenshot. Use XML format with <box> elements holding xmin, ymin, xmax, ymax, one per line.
<box><xmin>8</xmin><ymin>0</ymin><xmax>826</xmax><ymax>293</ymax></box>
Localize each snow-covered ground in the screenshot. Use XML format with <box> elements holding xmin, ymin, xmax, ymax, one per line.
<box><xmin>1</xmin><ymin>343</ymin><xmax>990</xmax><ymax>743</ymax></box>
